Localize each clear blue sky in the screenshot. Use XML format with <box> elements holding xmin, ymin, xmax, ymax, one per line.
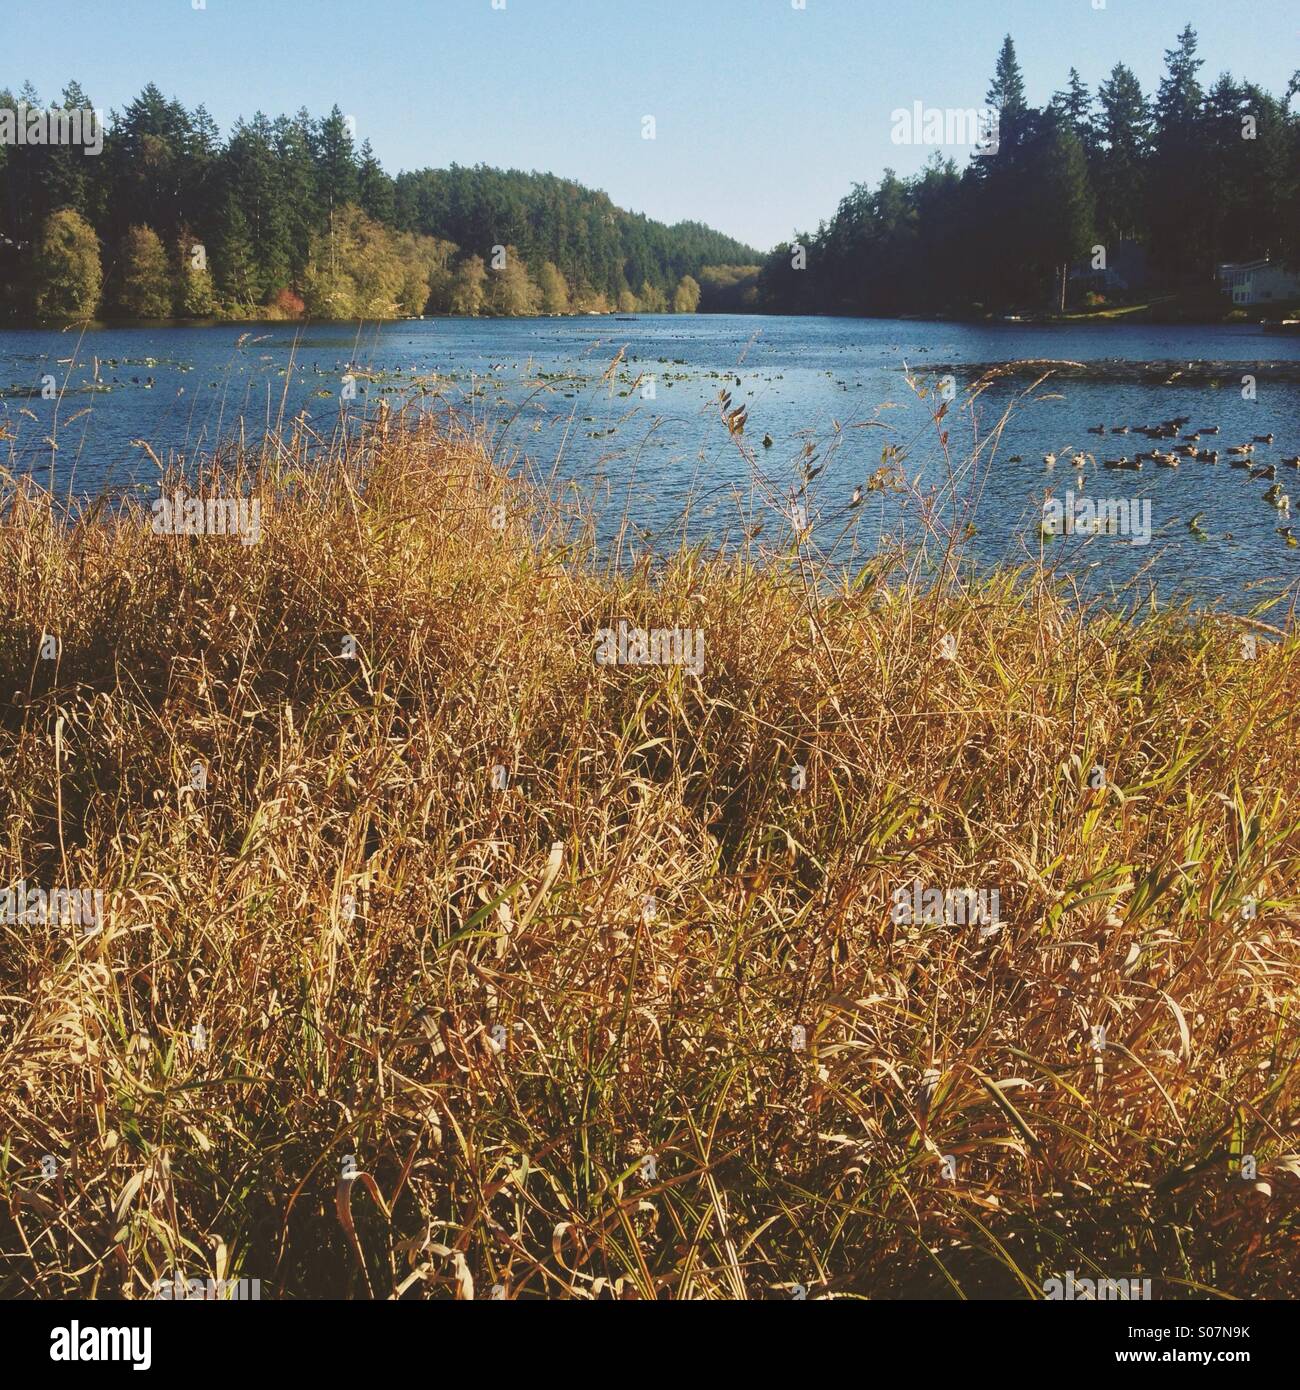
<box><xmin>12</xmin><ymin>0</ymin><xmax>1297</xmax><ymax>251</ymax></box>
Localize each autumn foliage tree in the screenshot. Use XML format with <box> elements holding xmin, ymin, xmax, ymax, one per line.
<box><xmin>29</xmin><ymin>208</ymin><xmax>102</xmax><ymax>318</ymax></box>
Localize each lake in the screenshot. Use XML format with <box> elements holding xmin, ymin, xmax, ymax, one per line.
<box><xmin>4</xmin><ymin>313</ymin><xmax>1300</xmax><ymax>612</ymax></box>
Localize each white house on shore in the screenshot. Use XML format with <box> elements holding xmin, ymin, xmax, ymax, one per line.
<box><xmin>1217</xmin><ymin>258</ymin><xmax>1300</xmax><ymax>307</ymax></box>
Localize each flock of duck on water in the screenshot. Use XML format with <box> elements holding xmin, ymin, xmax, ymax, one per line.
<box><xmin>1006</xmin><ymin>417</ymin><xmax>1300</xmax><ymax>538</ymax></box>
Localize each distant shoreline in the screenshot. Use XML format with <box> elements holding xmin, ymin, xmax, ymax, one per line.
<box><xmin>1</xmin><ymin>306</ymin><xmax>1295</xmax><ymax>331</ymax></box>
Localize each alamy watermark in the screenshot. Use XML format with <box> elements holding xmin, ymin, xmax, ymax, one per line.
<box><xmin>0</xmin><ymin>105</ymin><xmax>104</xmax><ymax>156</ymax></box>
<box><xmin>594</xmin><ymin>620</ymin><xmax>705</xmax><ymax>676</ymax></box>
<box><xmin>890</xmin><ymin>103</ymin><xmax>1000</xmax><ymax>156</ymax></box>
<box><xmin>1043</xmin><ymin>1271</ymin><xmax>1152</xmax><ymax>1301</ymax></box>
<box><xmin>0</xmin><ymin>882</ymin><xmax>104</xmax><ymax>934</ymax></box>
<box><xmin>891</xmin><ymin>881</ymin><xmax>1001</xmax><ymax>927</ymax></box>
<box><xmin>1042</xmin><ymin>491</ymin><xmax>1151</xmax><ymax>547</ymax></box>
<box><xmin>152</xmin><ymin>490</ymin><xmax>262</xmax><ymax>545</ymax></box>
<box><xmin>154</xmin><ymin>1271</ymin><xmax>262</xmax><ymax>1301</ymax></box>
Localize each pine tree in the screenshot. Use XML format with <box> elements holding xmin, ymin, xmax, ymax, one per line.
<box><xmin>1096</xmin><ymin>63</ymin><xmax>1151</xmax><ymax>244</ymax></box>
<box><xmin>214</xmin><ymin>198</ymin><xmax>263</xmax><ymax>307</ymax></box>
<box><xmin>1052</xmin><ymin>69</ymin><xmax>1096</xmax><ymax>157</ymax></box>
<box><xmin>986</xmin><ymin>35</ymin><xmax>1029</xmax><ymax>148</ymax></box>
<box><xmin>357</xmin><ymin>140</ymin><xmax>395</xmax><ymax>224</ymax></box>
<box><xmin>1150</xmin><ymin>24</ymin><xmax>1207</xmax><ymax>283</ymax></box>
<box><xmin>313</xmin><ymin>106</ymin><xmax>359</xmax><ymax>213</ymax></box>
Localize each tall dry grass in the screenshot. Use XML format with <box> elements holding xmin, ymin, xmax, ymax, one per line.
<box><xmin>1</xmin><ymin>402</ymin><xmax>1298</xmax><ymax>1299</ymax></box>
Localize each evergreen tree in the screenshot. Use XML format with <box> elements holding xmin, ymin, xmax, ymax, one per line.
<box><xmin>1149</xmin><ymin>24</ymin><xmax>1207</xmax><ymax>283</ymax></box>
<box><xmin>986</xmin><ymin>35</ymin><xmax>1029</xmax><ymax>149</ymax></box>
<box><xmin>1095</xmin><ymin>63</ymin><xmax>1151</xmax><ymax>244</ymax></box>
<box><xmin>274</xmin><ymin>111</ymin><xmax>320</xmax><ymax>285</ymax></box>
<box><xmin>1052</xmin><ymin>69</ymin><xmax>1097</xmax><ymax>157</ymax></box>
<box><xmin>214</xmin><ymin>197</ymin><xmax>262</xmax><ymax>307</ymax></box>
<box><xmin>313</xmin><ymin>106</ymin><xmax>359</xmax><ymax>212</ymax></box>
<box><xmin>357</xmin><ymin>140</ymin><xmax>395</xmax><ymax>224</ymax></box>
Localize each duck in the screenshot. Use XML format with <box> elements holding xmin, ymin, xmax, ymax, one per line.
<box><xmin>1251</xmin><ymin>464</ymin><xmax>1277</xmax><ymax>480</ymax></box>
<box><xmin>1279</xmin><ymin>527</ymin><xmax>1298</xmax><ymax>545</ymax></box>
<box><xmin>1007</xmin><ymin>455</ymin><xmax>1023</xmax><ymax>463</ymax></box>
<box><xmin>1198</xmin><ymin>426</ymin><xmax>1219</xmax><ymax>436</ymax></box>
<box><xmin>1102</xmin><ymin>457</ymin><xmax>1127</xmax><ymax>470</ymax></box>
<box><xmin>1199</xmin><ymin>450</ymin><xmax>1220</xmax><ymax>463</ymax></box>
<box><xmin>1253</xmin><ymin>434</ymin><xmax>1274</xmax><ymax>445</ymax></box>
<box><xmin>1283</xmin><ymin>456</ymin><xmax>1300</xmax><ymax>468</ymax></box>
<box><xmin>1111</xmin><ymin>425</ymin><xmax>1130</xmax><ymax>435</ymax></box>
<box><xmin>1087</xmin><ymin>424</ymin><xmax>1106</xmax><ymax>435</ymax></box>
<box><xmin>1154</xmin><ymin>452</ymin><xmax>1179</xmax><ymax>468</ymax></box>
<box><xmin>1264</xmin><ymin>482</ymin><xmax>1284</xmax><ymax>504</ymax></box>
<box><xmin>1043</xmin><ymin>452</ymin><xmax>1057</xmax><ymax>468</ymax></box>
<box><xmin>1228</xmin><ymin>443</ymin><xmax>1255</xmax><ymax>456</ymax></box>
<box><xmin>1230</xmin><ymin>456</ymin><xmax>1251</xmax><ymax>469</ymax></box>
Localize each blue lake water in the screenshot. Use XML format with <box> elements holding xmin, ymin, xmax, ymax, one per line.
<box><xmin>4</xmin><ymin>313</ymin><xmax>1300</xmax><ymax>611</ymax></box>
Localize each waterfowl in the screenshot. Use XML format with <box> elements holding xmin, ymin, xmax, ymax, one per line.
<box><xmin>1199</xmin><ymin>450</ymin><xmax>1219</xmax><ymax>463</ymax></box>
<box><xmin>1283</xmin><ymin>457</ymin><xmax>1300</xmax><ymax>468</ymax></box>
<box><xmin>1007</xmin><ymin>455</ymin><xmax>1023</xmax><ymax>463</ymax></box>
<box><xmin>1264</xmin><ymin>482</ymin><xmax>1284</xmax><ymax>504</ymax></box>
<box><xmin>1102</xmin><ymin>458</ymin><xmax>1127</xmax><ymax>470</ymax></box>
<box><xmin>1176</xmin><ymin>444</ymin><xmax>1198</xmax><ymax>458</ymax></box>
<box><xmin>1251</xmin><ymin>464</ymin><xmax>1277</xmax><ymax>480</ymax></box>
<box><xmin>1230</xmin><ymin>456</ymin><xmax>1251</xmax><ymax>469</ymax></box>
<box><xmin>1199</xmin><ymin>426</ymin><xmax>1219</xmax><ymax>436</ymax></box>
<box><xmin>1253</xmin><ymin>434</ymin><xmax>1274</xmax><ymax>445</ymax></box>
<box><xmin>762</xmin><ymin>434</ymin><xmax>774</xmax><ymax>448</ymax></box>
<box><xmin>1187</xmin><ymin>512</ymin><xmax>1207</xmax><ymax>537</ymax></box>
<box><xmin>1279</xmin><ymin>527</ymin><xmax>1298</xmax><ymax>545</ymax></box>
<box><xmin>1111</xmin><ymin>425</ymin><xmax>1130</xmax><ymax>435</ymax></box>
<box><xmin>1087</xmin><ymin>424</ymin><xmax>1106</xmax><ymax>435</ymax></box>
<box><xmin>1154</xmin><ymin>452</ymin><xmax>1179</xmax><ymax>467</ymax></box>
<box><xmin>1043</xmin><ymin>452</ymin><xmax>1057</xmax><ymax>467</ymax></box>
<box><xmin>1228</xmin><ymin>443</ymin><xmax>1255</xmax><ymax>455</ymax></box>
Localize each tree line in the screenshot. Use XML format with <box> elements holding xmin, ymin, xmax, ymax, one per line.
<box><xmin>0</xmin><ymin>83</ymin><xmax>760</xmax><ymax>321</ymax></box>
<box><xmin>759</xmin><ymin>26</ymin><xmax>1300</xmax><ymax>317</ymax></box>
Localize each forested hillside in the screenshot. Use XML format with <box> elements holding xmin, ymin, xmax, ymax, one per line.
<box><xmin>759</xmin><ymin>26</ymin><xmax>1300</xmax><ymax>317</ymax></box>
<box><xmin>0</xmin><ymin>83</ymin><xmax>759</xmax><ymax>320</ymax></box>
